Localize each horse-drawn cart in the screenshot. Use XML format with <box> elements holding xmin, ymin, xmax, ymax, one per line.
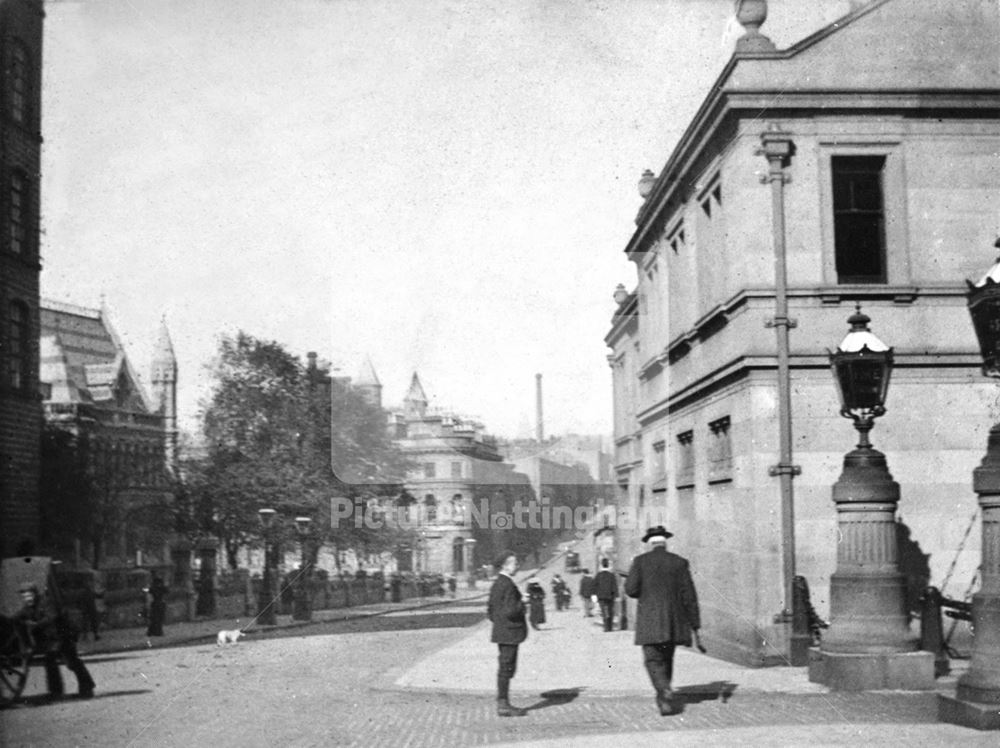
<box><xmin>0</xmin><ymin>556</ymin><xmax>65</xmax><ymax>704</ymax></box>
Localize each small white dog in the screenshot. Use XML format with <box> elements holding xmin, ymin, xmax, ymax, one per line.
<box><xmin>216</xmin><ymin>628</ymin><xmax>245</xmax><ymax>646</ymax></box>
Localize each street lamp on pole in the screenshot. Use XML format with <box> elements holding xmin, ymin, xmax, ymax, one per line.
<box><xmin>292</xmin><ymin>516</ymin><xmax>313</xmax><ymax>621</ymax></box>
<box><xmin>941</xmin><ymin>248</ymin><xmax>1000</xmax><ymax>728</ymax></box>
<box><xmin>257</xmin><ymin>508</ymin><xmax>278</xmax><ymax>626</ymax></box>
<box><xmin>811</xmin><ymin>306</ymin><xmax>932</xmax><ymax>690</ymax></box>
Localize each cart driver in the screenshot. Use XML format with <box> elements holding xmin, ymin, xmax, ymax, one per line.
<box><xmin>17</xmin><ymin>582</ymin><xmax>95</xmax><ymax>699</ymax></box>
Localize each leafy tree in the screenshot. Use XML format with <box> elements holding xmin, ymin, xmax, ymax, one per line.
<box><xmin>190</xmin><ymin>332</ymin><xmax>409</xmax><ymax>568</ymax></box>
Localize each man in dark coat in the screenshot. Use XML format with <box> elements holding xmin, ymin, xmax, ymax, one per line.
<box><xmin>594</xmin><ymin>558</ymin><xmax>619</xmax><ymax>632</ymax></box>
<box><xmin>487</xmin><ymin>551</ymin><xmax>528</xmax><ymax>717</ymax></box>
<box><xmin>625</xmin><ymin>526</ymin><xmax>701</xmax><ymax>716</ymax></box>
<box><xmin>578</xmin><ymin>569</ymin><xmax>595</xmax><ymax>617</ymax></box>
<box><xmin>17</xmin><ymin>583</ymin><xmax>95</xmax><ymax>699</ymax></box>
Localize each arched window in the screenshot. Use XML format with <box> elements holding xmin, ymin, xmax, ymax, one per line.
<box><xmin>6</xmin><ymin>300</ymin><xmax>29</xmax><ymax>390</ymax></box>
<box><xmin>6</xmin><ymin>39</ymin><xmax>31</xmax><ymax>125</ymax></box>
<box><xmin>424</xmin><ymin>494</ymin><xmax>437</xmax><ymax>523</ymax></box>
<box><xmin>8</xmin><ymin>170</ymin><xmax>27</xmax><ymax>255</ymax></box>
<box><xmin>452</xmin><ymin>538</ymin><xmax>465</xmax><ymax>572</ymax></box>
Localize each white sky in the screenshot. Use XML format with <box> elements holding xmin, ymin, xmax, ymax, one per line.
<box><xmin>41</xmin><ymin>0</ymin><xmax>852</xmax><ymax>439</ymax></box>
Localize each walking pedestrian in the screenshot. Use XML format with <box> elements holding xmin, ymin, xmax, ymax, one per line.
<box><xmin>578</xmin><ymin>569</ymin><xmax>595</xmax><ymax>617</ymax></box>
<box><xmin>625</xmin><ymin>526</ymin><xmax>701</xmax><ymax>716</ymax></box>
<box><xmin>145</xmin><ymin>574</ymin><xmax>168</xmax><ymax>637</ymax></box>
<box><xmin>594</xmin><ymin>559</ymin><xmax>619</xmax><ymax>632</ymax></box>
<box><xmin>551</xmin><ymin>574</ymin><xmax>569</xmax><ymax>611</ymax></box>
<box><xmin>16</xmin><ymin>583</ymin><xmax>95</xmax><ymax>699</ymax></box>
<box><xmin>487</xmin><ymin>551</ymin><xmax>528</xmax><ymax>717</ymax></box>
<box><xmin>526</xmin><ymin>577</ymin><xmax>546</xmax><ymax>630</ymax></box>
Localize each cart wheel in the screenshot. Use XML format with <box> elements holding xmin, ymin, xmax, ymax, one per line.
<box><xmin>0</xmin><ymin>622</ymin><xmax>32</xmax><ymax>705</ymax></box>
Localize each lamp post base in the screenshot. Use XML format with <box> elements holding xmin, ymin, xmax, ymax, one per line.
<box><xmin>808</xmin><ymin>648</ymin><xmax>934</xmax><ymax>691</ymax></box>
<box><xmin>939</xmin><ymin>695</ymin><xmax>1000</xmax><ymax>730</ymax></box>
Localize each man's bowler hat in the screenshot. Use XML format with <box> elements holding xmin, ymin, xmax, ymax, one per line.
<box><xmin>641</xmin><ymin>525</ymin><xmax>674</xmax><ymax>542</ymax></box>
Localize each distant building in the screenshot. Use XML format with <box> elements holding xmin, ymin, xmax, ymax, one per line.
<box><xmin>606</xmin><ymin>0</ymin><xmax>1000</xmax><ymax>665</ymax></box>
<box><xmin>0</xmin><ymin>0</ymin><xmax>44</xmax><ymax>555</ymax></box>
<box><xmin>389</xmin><ymin>372</ymin><xmax>533</xmax><ymax>573</ymax></box>
<box><xmin>39</xmin><ymin>299</ymin><xmax>178</xmax><ymax>568</ymax></box>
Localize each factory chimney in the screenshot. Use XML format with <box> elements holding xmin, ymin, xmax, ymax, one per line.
<box><xmin>535</xmin><ymin>373</ymin><xmax>544</xmax><ymax>442</ymax></box>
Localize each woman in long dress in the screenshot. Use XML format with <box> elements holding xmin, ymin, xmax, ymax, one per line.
<box><xmin>526</xmin><ymin>578</ymin><xmax>546</xmax><ymax>630</ymax></box>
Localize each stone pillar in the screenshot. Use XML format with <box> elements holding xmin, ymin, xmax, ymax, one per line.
<box><xmin>808</xmin><ymin>443</ymin><xmax>933</xmax><ymax>689</ymax></box>
<box><xmin>195</xmin><ymin>538</ymin><xmax>219</xmax><ymax>618</ymax></box>
<box><xmin>940</xmin><ymin>423</ymin><xmax>1000</xmax><ymax>728</ymax></box>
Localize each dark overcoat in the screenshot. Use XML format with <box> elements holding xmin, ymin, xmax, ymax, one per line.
<box><xmin>488</xmin><ymin>574</ymin><xmax>527</xmax><ymax>644</ymax></box>
<box><xmin>624</xmin><ymin>546</ymin><xmax>700</xmax><ymax>646</ymax></box>
<box><xmin>594</xmin><ymin>570</ymin><xmax>618</xmax><ymax>600</ymax></box>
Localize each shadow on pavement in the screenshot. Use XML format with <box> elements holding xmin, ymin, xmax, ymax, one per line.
<box><xmin>675</xmin><ymin>680</ymin><xmax>737</xmax><ymax>704</ymax></box>
<box><xmin>3</xmin><ymin>689</ymin><xmax>152</xmax><ymax>709</ymax></box>
<box><xmin>526</xmin><ymin>687</ymin><xmax>585</xmax><ymax>711</ymax></box>
<box><xmin>255</xmin><ymin>610</ymin><xmax>487</xmax><ymax>639</ymax></box>
<box><xmin>80</xmin><ymin>655</ymin><xmax>140</xmax><ymax>665</ymax></box>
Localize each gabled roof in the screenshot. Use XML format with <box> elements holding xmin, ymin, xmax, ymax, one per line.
<box><xmin>630</xmin><ymin>0</ymin><xmax>1000</xmax><ymax>254</ymax></box>
<box><xmin>727</xmin><ymin>0</ymin><xmax>999</xmax><ymax>93</ymax></box>
<box><xmin>40</xmin><ymin>299</ymin><xmax>153</xmax><ymax>414</ymax></box>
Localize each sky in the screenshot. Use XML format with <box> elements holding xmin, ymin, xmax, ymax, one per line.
<box><xmin>40</xmin><ymin>0</ymin><xmax>853</xmax><ymax>440</ymax></box>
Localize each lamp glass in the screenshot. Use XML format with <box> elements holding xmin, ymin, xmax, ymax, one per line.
<box><xmin>258</xmin><ymin>508</ymin><xmax>277</xmax><ymax>528</ymax></box>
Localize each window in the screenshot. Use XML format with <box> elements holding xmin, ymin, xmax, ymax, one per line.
<box><xmin>7</xmin><ymin>40</ymin><xmax>30</xmax><ymax>125</ymax></box>
<box><xmin>652</xmin><ymin>441</ymin><xmax>666</xmax><ymax>478</ymax></box>
<box><xmin>708</xmin><ymin>416</ymin><xmax>733</xmax><ymax>483</ymax></box>
<box><xmin>832</xmin><ymin>156</ymin><xmax>886</xmax><ymax>284</ymax></box>
<box><xmin>676</xmin><ymin>430</ymin><xmax>694</xmax><ymax>488</ymax></box>
<box><xmin>424</xmin><ymin>494</ymin><xmax>437</xmax><ymax>522</ymax></box>
<box><xmin>668</xmin><ymin>223</ymin><xmax>685</xmax><ymax>254</ymax></box>
<box><xmin>6</xmin><ymin>301</ymin><xmax>29</xmax><ymax>390</ymax></box>
<box><xmin>451</xmin><ymin>461</ymin><xmax>462</xmax><ymax>479</ymax></box>
<box><xmin>423</xmin><ymin>462</ymin><xmax>436</xmax><ymax>478</ymax></box>
<box><xmin>8</xmin><ymin>170</ymin><xmax>26</xmax><ymax>255</ymax></box>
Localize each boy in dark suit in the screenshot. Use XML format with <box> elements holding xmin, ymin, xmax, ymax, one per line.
<box><xmin>594</xmin><ymin>558</ymin><xmax>619</xmax><ymax>631</ymax></box>
<box><xmin>487</xmin><ymin>551</ymin><xmax>528</xmax><ymax>717</ymax></box>
<box><xmin>625</xmin><ymin>526</ymin><xmax>701</xmax><ymax>715</ymax></box>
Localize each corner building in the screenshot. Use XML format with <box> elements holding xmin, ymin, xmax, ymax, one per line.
<box><xmin>606</xmin><ymin>0</ymin><xmax>1000</xmax><ymax>665</ymax></box>
<box><xmin>0</xmin><ymin>0</ymin><xmax>44</xmax><ymax>555</ymax></box>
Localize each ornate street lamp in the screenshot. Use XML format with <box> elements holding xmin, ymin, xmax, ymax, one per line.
<box><xmin>637</xmin><ymin>169</ymin><xmax>656</xmax><ymax>200</ymax></box>
<box><xmin>829</xmin><ymin>305</ymin><xmax>894</xmax><ymax>446</ymax></box>
<box><xmin>292</xmin><ymin>516</ymin><xmax>313</xmax><ymax>621</ymax></box>
<box><xmin>812</xmin><ymin>307</ymin><xmax>931</xmax><ymax>690</ymax></box>
<box><xmin>257</xmin><ymin>508</ymin><xmax>278</xmax><ymax>626</ymax></box>
<box><xmin>941</xmin><ymin>249</ymin><xmax>1000</xmax><ymax>728</ymax></box>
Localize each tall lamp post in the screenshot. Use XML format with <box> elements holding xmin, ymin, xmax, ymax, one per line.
<box><xmin>464</xmin><ymin>538</ymin><xmax>477</xmax><ymax>589</ymax></box>
<box><xmin>941</xmin><ymin>250</ymin><xmax>1000</xmax><ymax>728</ymax></box>
<box><xmin>292</xmin><ymin>516</ymin><xmax>313</xmax><ymax>622</ymax></box>
<box><xmin>257</xmin><ymin>508</ymin><xmax>278</xmax><ymax>626</ymax></box>
<box><xmin>810</xmin><ymin>306</ymin><xmax>932</xmax><ymax>690</ymax></box>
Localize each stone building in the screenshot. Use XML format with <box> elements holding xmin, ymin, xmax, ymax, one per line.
<box><xmin>389</xmin><ymin>372</ymin><xmax>533</xmax><ymax>573</ymax></box>
<box><xmin>606</xmin><ymin>0</ymin><xmax>1000</xmax><ymax>665</ymax></box>
<box><xmin>0</xmin><ymin>0</ymin><xmax>44</xmax><ymax>555</ymax></box>
<box><xmin>39</xmin><ymin>299</ymin><xmax>178</xmax><ymax>567</ymax></box>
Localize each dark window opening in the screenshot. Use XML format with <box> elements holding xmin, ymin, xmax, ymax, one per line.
<box><xmin>9</xmin><ymin>170</ymin><xmax>26</xmax><ymax>255</ymax></box>
<box><xmin>7</xmin><ymin>301</ymin><xmax>29</xmax><ymax>390</ymax></box>
<box><xmin>832</xmin><ymin>155</ymin><xmax>886</xmax><ymax>284</ymax></box>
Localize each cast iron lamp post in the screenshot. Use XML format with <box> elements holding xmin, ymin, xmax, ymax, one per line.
<box><xmin>940</xmin><ymin>250</ymin><xmax>1000</xmax><ymax>728</ymax></box>
<box><xmin>812</xmin><ymin>306</ymin><xmax>932</xmax><ymax>689</ymax></box>
<box><xmin>257</xmin><ymin>508</ymin><xmax>278</xmax><ymax>626</ymax></box>
<box><xmin>292</xmin><ymin>516</ymin><xmax>313</xmax><ymax>621</ymax></box>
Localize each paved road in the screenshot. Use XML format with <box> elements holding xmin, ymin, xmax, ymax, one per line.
<box><xmin>3</xmin><ymin>599</ymin><xmax>995</xmax><ymax>747</ymax></box>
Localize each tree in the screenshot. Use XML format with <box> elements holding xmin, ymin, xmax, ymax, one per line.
<box><xmin>191</xmin><ymin>332</ymin><xmax>409</xmax><ymax>568</ymax></box>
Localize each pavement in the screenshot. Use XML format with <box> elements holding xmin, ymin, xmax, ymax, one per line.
<box><xmin>390</xmin><ymin>560</ymin><xmax>996</xmax><ymax>746</ymax></box>
<box><xmin>74</xmin><ymin>584</ymin><xmax>490</xmax><ymax>657</ymax></box>
<box><xmin>64</xmin><ymin>554</ymin><xmax>999</xmax><ymax>746</ymax></box>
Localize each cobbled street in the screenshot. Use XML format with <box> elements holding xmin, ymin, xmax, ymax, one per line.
<box><xmin>3</xmin><ymin>599</ymin><xmax>996</xmax><ymax>747</ymax></box>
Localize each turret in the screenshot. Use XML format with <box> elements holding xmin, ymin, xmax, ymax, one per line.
<box><xmin>403</xmin><ymin>372</ymin><xmax>428</xmax><ymax>419</ymax></box>
<box><xmin>150</xmin><ymin>316</ymin><xmax>178</xmax><ymax>472</ymax></box>
<box><xmin>355</xmin><ymin>356</ymin><xmax>383</xmax><ymax>409</ymax></box>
